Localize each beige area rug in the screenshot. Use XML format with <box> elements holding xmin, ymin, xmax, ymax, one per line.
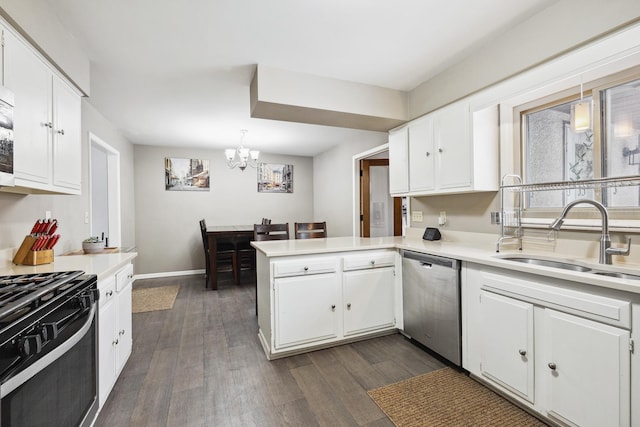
<box><xmin>132</xmin><ymin>285</ymin><xmax>180</xmax><ymax>313</ymax></box>
<box><xmin>368</xmin><ymin>367</ymin><xmax>548</xmax><ymax>427</ymax></box>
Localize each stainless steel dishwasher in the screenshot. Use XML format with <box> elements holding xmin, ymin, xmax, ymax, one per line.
<box><xmin>401</xmin><ymin>250</ymin><xmax>461</xmax><ymax>366</ymax></box>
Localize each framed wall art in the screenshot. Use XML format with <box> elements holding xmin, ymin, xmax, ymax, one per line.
<box><xmin>257</xmin><ymin>163</ymin><xmax>293</xmax><ymax>193</ymax></box>
<box><xmin>165</xmin><ymin>157</ymin><xmax>209</xmax><ymax>191</ymax></box>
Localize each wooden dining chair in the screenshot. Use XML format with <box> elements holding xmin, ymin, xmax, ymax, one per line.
<box><xmin>199</xmin><ymin>219</ymin><xmax>237</xmax><ymax>287</ymax></box>
<box><xmin>294</xmin><ymin>222</ymin><xmax>327</xmax><ymax>239</ymax></box>
<box><xmin>254</xmin><ymin>223</ymin><xmax>290</xmax><ymax>241</ymax></box>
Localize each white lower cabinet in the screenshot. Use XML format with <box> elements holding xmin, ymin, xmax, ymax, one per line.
<box><xmin>464</xmin><ymin>264</ymin><xmax>633</xmax><ymax>427</ymax></box>
<box><xmin>258</xmin><ymin>250</ymin><xmax>398</xmax><ymax>358</ymax></box>
<box><xmin>274</xmin><ymin>272</ymin><xmax>340</xmax><ymax>349</ymax></box>
<box><xmin>343</xmin><ymin>267</ymin><xmax>395</xmax><ymax>336</ymax></box>
<box><xmin>98</xmin><ymin>263</ymin><xmax>133</xmax><ymax>407</ymax></box>
<box><xmin>544</xmin><ymin>309</ymin><xmax>630</xmax><ymax>427</ymax></box>
<box><xmin>479</xmin><ymin>290</ymin><xmax>534</xmax><ymax>402</ymax></box>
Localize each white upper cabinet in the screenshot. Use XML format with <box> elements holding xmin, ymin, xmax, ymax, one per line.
<box><xmin>388</xmin><ymin>126</ymin><xmax>409</xmax><ymax>195</ymax></box>
<box><xmin>2</xmin><ymin>25</ymin><xmax>81</xmax><ymax>195</ymax></box>
<box><xmin>408</xmin><ymin>115</ymin><xmax>435</xmax><ymax>193</ymax></box>
<box><xmin>388</xmin><ymin>102</ymin><xmax>499</xmax><ymax>196</ymax></box>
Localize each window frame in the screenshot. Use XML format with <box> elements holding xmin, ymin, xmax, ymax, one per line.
<box><xmin>515</xmin><ymin>65</ymin><xmax>640</xmax><ymax>229</ymax></box>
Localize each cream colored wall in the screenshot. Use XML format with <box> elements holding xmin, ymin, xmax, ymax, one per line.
<box><xmin>133</xmin><ymin>145</ymin><xmax>314</xmax><ymax>275</ymax></box>
<box><xmin>313</xmin><ymin>135</ymin><xmax>388</xmax><ymax>237</ymax></box>
<box><xmin>409</xmin><ymin>1</ymin><xmax>640</xmax><ymax>118</ymax></box>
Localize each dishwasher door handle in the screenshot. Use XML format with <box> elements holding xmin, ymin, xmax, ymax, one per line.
<box><xmin>420</xmin><ymin>262</ymin><xmax>433</xmax><ymax>268</ymax></box>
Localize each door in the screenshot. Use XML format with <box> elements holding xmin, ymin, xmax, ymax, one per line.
<box><xmin>52</xmin><ymin>76</ymin><xmax>81</xmax><ymax>191</ymax></box>
<box><xmin>434</xmin><ymin>102</ymin><xmax>471</xmax><ymax>189</ymax></box>
<box><xmin>479</xmin><ymin>291</ymin><xmax>534</xmax><ymax>402</ymax></box>
<box><xmin>343</xmin><ymin>267</ymin><xmax>395</xmax><ymax>336</ymax></box>
<box><xmin>408</xmin><ymin>116</ymin><xmax>435</xmax><ymax>192</ymax></box>
<box><xmin>90</xmin><ymin>133</ymin><xmax>121</xmax><ymax>246</ymax></box>
<box><xmin>360</xmin><ymin>158</ymin><xmax>402</xmax><ymax>237</ymax></box>
<box><xmin>544</xmin><ymin>309</ymin><xmax>630</xmax><ymax>427</ymax></box>
<box><xmin>274</xmin><ymin>273</ymin><xmax>339</xmax><ymax>349</ymax></box>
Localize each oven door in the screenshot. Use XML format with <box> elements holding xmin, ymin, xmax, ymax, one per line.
<box><xmin>0</xmin><ymin>303</ymin><xmax>98</xmax><ymax>427</ymax></box>
<box><xmin>0</xmin><ymin>85</ymin><xmax>14</xmax><ymax>188</ymax></box>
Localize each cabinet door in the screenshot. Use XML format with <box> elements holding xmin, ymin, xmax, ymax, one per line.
<box><xmin>343</xmin><ymin>267</ymin><xmax>395</xmax><ymax>336</ymax></box>
<box><xmin>434</xmin><ymin>102</ymin><xmax>471</xmax><ymax>189</ymax></box>
<box><xmin>388</xmin><ymin>127</ymin><xmax>409</xmax><ymax>194</ymax></box>
<box><xmin>52</xmin><ymin>76</ymin><xmax>81</xmax><ymax>192</ymax></box>
<box><xmin>4</xmin><ymin>30</ymin><xmax>52</xmax><ymax>185</ymax></box>
<box><xmin>544</xmin><ymin>309</ymin><xmax>630</xmax><ymax>427</ymax></box>
<box><xmin>408</xmin><ymin>117</ymin><xmax>435</xmax><ymax>192</ymax></box>
<box><xmin>115</xmin><ymin>283</ymin><xmax>132</xmax><ymax>374</ymax></box>
<box><xmin>274</xmin><ymin>273</ymin><xmax>339</xmax><ymax>349</ymax></box>
<box><xmin>98</xmin><ymin>296</ymin><xmax>117</xmax><ymax>407</ymax></box>
<box><xmin>479</xmin><ymin>291</ymin><xmax>534</xmax><ymax>402</ymax></box>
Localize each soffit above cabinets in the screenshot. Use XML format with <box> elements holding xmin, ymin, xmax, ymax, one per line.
<box><xmin>250</xmin><ymin>65</ymin><xmax>408</xmax><ymax>132</ymax></box>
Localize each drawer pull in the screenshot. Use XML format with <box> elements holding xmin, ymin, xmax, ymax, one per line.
<box><xmin>370</xmin><ymin>260</ymin><xmax>375</xmax><ymax>266</ymax></box>
<box><xmin>303</xmin><ymin>266</ymin><xmax>309</xmax><ymax>272</ymax></box>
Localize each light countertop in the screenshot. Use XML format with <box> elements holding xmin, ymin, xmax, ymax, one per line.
<box><xmin>0</xmin><ymin>252</ymin><xmax>138</xmax><ymax>280</ymax></box>
<box><xmin>252</xmin><ymin>236</ymin><xmax>640</xmax><ymax>295</ymax></box>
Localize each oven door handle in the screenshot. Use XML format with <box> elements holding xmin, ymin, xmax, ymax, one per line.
<box><xmin>1</xmin><ymin>304</ymin><xmax>97</xmax><ymax>398</ymax></box>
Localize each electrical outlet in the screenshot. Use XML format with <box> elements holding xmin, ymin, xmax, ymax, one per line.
<box><xmin>45</xmin><ymin>210</ymin><xmax>52</xmax><ymax>220</ymax></box>
<box><xmin>411</xmin><ymin>211</ymin><xmax>423</xmax><ymax>222</ymax></box>
<box><xmin>84</xmin><ymin>212</ymin><xmax>89</xmax><ymax>224</ymax></box>
<box><xmin>438</xmin><ymin>211</ymin><xmax>447</xmax><ymax>226</ymax></box>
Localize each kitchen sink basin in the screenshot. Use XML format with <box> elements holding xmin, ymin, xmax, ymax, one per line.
<box><xmin>498</xmin><ymin>257</ymin><xmax>592</xmax><ymax>272</ymax></box>
<box><xmin>592</xmin><ymin>271</ymin><xmax>640</xmax><ymax>280</ymax></box>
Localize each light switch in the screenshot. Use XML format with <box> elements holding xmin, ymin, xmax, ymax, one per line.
<box><xmin>411</xmin><ymin>211</ymin><xmax>423</xmax><ymax>222</ymax></box>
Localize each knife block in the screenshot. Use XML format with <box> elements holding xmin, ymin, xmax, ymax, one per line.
<box><xmin>13</xmin><ymin>235</ymin><xmax>54</xmax><ymax>265</ymax></box>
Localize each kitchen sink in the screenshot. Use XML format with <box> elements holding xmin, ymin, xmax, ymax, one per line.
<box><xmin>592</xmin><ymin>271</ymin><xmax>640</xmax><ymax>280</ymax></box>
<box><xmin>498</xmin><ymin>256</ymin><xmax>592</xmax><ymax>272</ymax></box>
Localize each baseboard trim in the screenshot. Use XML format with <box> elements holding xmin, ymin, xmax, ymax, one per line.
<box><xmin>134</xmin><ymin>269</ymin><xmax>204</xmax><ymax>281</ymax></box>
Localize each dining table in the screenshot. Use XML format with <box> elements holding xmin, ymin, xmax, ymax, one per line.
<box><xmin>206</xmin><ymin>225</ymin><xmax>254</xmax><ymax>290</ymax></box>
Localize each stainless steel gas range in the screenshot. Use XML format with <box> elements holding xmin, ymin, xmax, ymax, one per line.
<box><xmin>0</xmin><ymin>271</ymin><xmax>99</xmax><ymax>427</ymax></box>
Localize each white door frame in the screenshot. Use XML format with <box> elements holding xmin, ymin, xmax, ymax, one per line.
<box><xmin>351</xmin><ymin>143</ymin><xmax>389</xmax><ymax>237</ymax></box>
<box><xmin>88</xmin><ymin>132</ymin><xmax>122</xmax><ymax>246</ymax></box>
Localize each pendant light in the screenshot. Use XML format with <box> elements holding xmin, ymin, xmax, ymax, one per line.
<box><xmin>571</xmin><ymin>78</ymin><xmax>592</xmax><ymax>133</ymax></box>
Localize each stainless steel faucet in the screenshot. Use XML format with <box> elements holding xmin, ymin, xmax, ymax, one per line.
<box><xmin>550</xmin><ymin>199</ymin><xmax>631</xmax><ymax>264</ymax></box>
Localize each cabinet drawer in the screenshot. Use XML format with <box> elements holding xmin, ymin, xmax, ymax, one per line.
<box><xmin>115</xmin><ymin>263</ymin><xmax>133</xmax><ymax>292</ymax></box>
<box><xmin>273</xmin><ymin>257</ymin><xmax>337</xmax><ymax>278</ymax></box>
<box><xmin>99</xmin><ymin>275</ymin><xmax>116</xmax><ymax>310</ymax></box>
<box><xmin>343</xmin><ymin>251</ymin><xmax>395</xmax><ymax>271</ymax></box>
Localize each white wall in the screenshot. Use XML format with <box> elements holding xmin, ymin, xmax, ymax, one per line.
<box><xmin>409</xmin><ymin>0</ymin><xmax>640</xmax><ymax>118</ymax></box>
<box><xmin>313</xmin><ymin>135</ymin><xmax>388</xmax><ymax>237</ymax></box>
<box><xmin>133</xmin><ymin>145</ymin><xmax>314</xmax><ymax>275</ymax></box>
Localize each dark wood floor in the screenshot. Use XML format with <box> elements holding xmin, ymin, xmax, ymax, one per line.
<box><xmin>95</xmin><ymin>271</ymin><xmax>447</xmax><ymax>427</ymax></box>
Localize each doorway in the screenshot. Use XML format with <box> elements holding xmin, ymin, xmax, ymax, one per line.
<box><xmin>89</xmin><ymin>133</ymin><xmax>121</xmax><ymax>246</ymax></box>
<box><xmin>352</xmin><ymin>144</ymin><xmax>402</xmax><ymax>237</ymax></box>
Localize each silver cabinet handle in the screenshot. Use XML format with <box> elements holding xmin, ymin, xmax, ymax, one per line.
<box><xmin>56</xmin><ymin>128</ymin><xmax>65</xmax><ymax>135</ymax></box>
<box><xmin>347</xmin><ymin>303</ymin><xmax>351</xmax><ymax>310</ymax></box>
<box><xmin>518</xmin><ymin>349</ymin><xmax>526</xmax><ymax>356</ymax></box>
<box><xmin>105</xmin><ymin>290</ymin><xmax>113</xmax><ymax>297</ymax></box>
<box><xmin>42</xmin><ymin>122</ymin><xmax>53</xmax><ymax>128</ymax></box>
<box><xmin>426</xmin><ymin>151</ymin><xmax>431</xmax><ymax>157</ymax></box>
<box><xmin>303</xmin><ymin>266</ymin><xmax>309</xmax><ymax>272</ymax></box>
<box><xmin>119</xmin><ymin>329</ymin><xmax>125</xmax><ymax>336</ymax></box>
<box><xmin>548</xmin><ymin>362</ymin><xmax>557</xmax><ymax>371</ymax></box>
<box><xmin>331</xmin><ymin>305</ymin><xmax>336</xmax><ymax>311</ymax></box>
<box><xmin>438</xmin><ymin>148</ymin><xmax>443</xmax><ymax>153</ymax></box>
<box><xmin>370</xmin><ymin>260</ymin><xmax>375</xmax><ymax>266</ymax></box>
<box><xmin>112</xmin><ymin>339</ymin><xmax>119</xmax><ymax>346</ymax></box>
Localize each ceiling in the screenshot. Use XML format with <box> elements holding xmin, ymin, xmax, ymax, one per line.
<box><xmin>46</xmin><ymin>0</ymin><xmax>557</xmax><ymax>156</ymax></box>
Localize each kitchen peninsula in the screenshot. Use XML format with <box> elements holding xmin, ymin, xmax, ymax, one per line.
<box><xmin>253</xmin><ymin>234</ymin><xmax>640</xmax><ymax>427</ymax></box>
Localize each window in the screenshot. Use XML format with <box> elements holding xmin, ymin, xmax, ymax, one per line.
<box><xmin>520</xmin><ymin>67</ymin><xmax>640</xmax><ymax>211</ymax></box>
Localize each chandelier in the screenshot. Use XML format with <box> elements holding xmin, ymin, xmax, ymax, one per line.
<box><xmin>224</xmin><ymin>129</ymin><xmax>260</xmax><ymax>171</ymax></box>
